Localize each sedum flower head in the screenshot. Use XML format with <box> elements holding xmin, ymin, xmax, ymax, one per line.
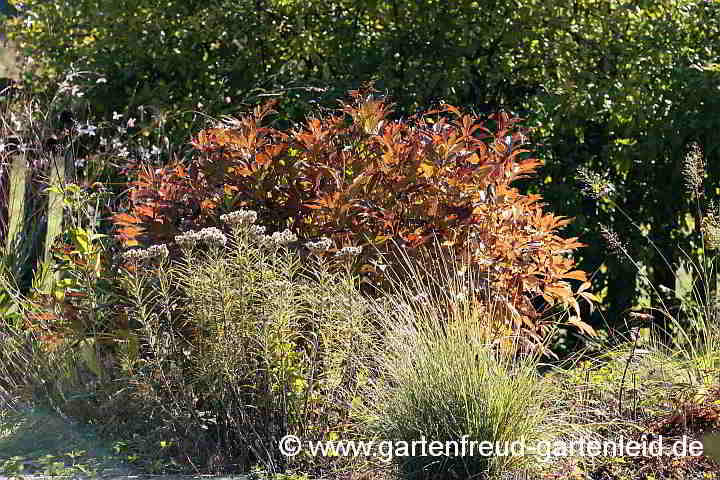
<box><xmin>334</xmin><ymin>246</ymin><xmax>363</xmax><ymax>260</ymax></box>
<box><xmin>305</xmin><ymin>237</ymin><xmax>333</xmax><ymax>254</ymax></box>
<box><xmin>196</xmin><ymin>227</ymin><xmax>227</xmax><ymax>248</ymax></box>
<box><xmin>220</xmin><ymin>209</ymin><xmax>258</xmax><ymax>227</ymax></box>
<box><xmin>270</xmin><ymin>229</ymin><xmax>297</xmax><ymax>246</ymax></box>
<box><xmin>175</xmin><ymin>231</ymin><xmax>200</xmax><ymax>248</ymax></box>
<box><xmin>121</xmin><ymin>243</ymin><xmax>169</xmax><ymax>264</ymax></box>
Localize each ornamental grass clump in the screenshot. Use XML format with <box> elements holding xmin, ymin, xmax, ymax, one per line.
<box><xmin>354</xmin><ymin>244</ymin><xmax>578</xmax><ymax>480</ymax></box>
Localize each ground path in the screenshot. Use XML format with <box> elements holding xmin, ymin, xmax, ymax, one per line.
<box><xmin>0</xmin><ymin>406</ymin><xmax>251</xmax><ymax>480</ymax></box>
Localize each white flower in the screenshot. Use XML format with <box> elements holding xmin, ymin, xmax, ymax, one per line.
<box><xmin>121</xmin><ymin>244</ymin><xmax>169</xmax><ymax>263</ymax></box>
<box><xmin>220</xmin><ymin>209</ymin><xmax>258</xmax><ymax>227</ymax></box>
<box><xmin>305</xmin><ymin>237</ymin><xmax>332</xmax><ymax>253</ymax></box>
<box><xmin>76</xmin><ymin>122</ymin><xmax>97</xmax><ymax>136</ymax></box>
<box><xmin>270</xmin><ymin>229</ymin><xmax>297</xmax><ymax>246</ymax></box>
<box><xmin>175</xmin><ymin>231</ymin><xmax>199</xmax><ymax>248</ymax></box>
<box><xmin>334</xmin><ymin>246</ymin><xmax>362</xmax><ymax>260</ymax></box>
<box><xmin>146</xmin><ymin>243</ymin><xmax>169</xmax><ymax>259</ymax></box>
<box><xmin>122</xmin><ymin>248</ymin><xmax>151</xmax><ymax>263</ymax></box>
<box><xmin>112</xmin><ymin>111</ymin><xmax>123</xmax><ymax>121</ymax></box>
<box><xmin>196</xmin><ymin>227</ymin><xmax>227</xmax><ymax>247</ymax></box>
<box><xmin>247</xmin><ymin>225</ymin><xmax>266</xmax><ymax>240</ymax></box>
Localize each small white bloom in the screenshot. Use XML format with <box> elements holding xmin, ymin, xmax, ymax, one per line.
<box><xmin>270</xmin><ymin>229</ymin><xmax>297</xmax><ymax>246</ymax></box>
<box><xmin>220</xmin><ymin>209</ymin><xmax>258</xmax><ymax>226</ymax></box>
<box><xmin>334</xmin><ymin>246</ymin><xmax>362</xmax><ymax>260</ymax></box>
<box><xmin>175</xmin><ymin>231</ymin><xmax>199</xmax><ymax>248</ymax></box>
<box><xmin>196</xmin><ymin>227</ymin><xmax>227</xmax><ymax>247</ymax></box>
<box><xmin>122</xmin><ymin>248</ymin><xmax>151</xmax><ymax>263</ymax></box>
<box><xmin>146</xmin><ymin>243</ymin><xmax>169</xmax><ymax>259</ymax></box>
<box><xmin>247</xmin><ymin>225</ymin><xmax>266</xmax><ymax>240</ymax></box>
<box><xmin>76</xmin><ymin>122</ymin><xmax>97</xmax><ymax>136</ymax></box>
<box><xmin>112</xmin><ymin>111</ymin><xmax>123</xmax><ymax>121</ymax></box>
<box><xmin>305</xmin><ymin>237</ymin><xmax>332</xmax><ymax>253</ymax></box>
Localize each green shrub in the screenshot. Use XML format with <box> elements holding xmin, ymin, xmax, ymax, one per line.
<box><xmin>111</xmin><ymin>210</ymin><xmax>376</xmax><ymax>473</ymax></box>
<box><xmin>4</xmin><ymin>0</ymin><xmax>342</xmax><ymax>147</ymax></box>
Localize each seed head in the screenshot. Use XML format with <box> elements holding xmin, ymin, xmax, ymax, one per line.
<box><xmin>681</xmin><ymin>142</ymin><xmax>705</xmax><ymax>201</ymax></box>
<box><xmin>702</xmin><ymin>202</ymin><xmax>720</xmax><ymax>250</ymax></box>
<box><xmin>599</xmin><ymin>224</ymin><xmax>627</xmax><ymax>261</ymax></box>
<box><xmin>146</xmin><ymin>243</ymin><xmax>169</xmax><ymax>260</ymax></box>
<box><xmin>576</xmin><ymin>167</ymin><xmax>615</xmax><ymax>200</ymax></box>
<box><xmin>122</xmin><ymin>248</ymin><xmax>152</xmax><ymax>263</ymax></box>
<box><xmin>121</xmin><ymin>243</ymin><xmax>169</xmax><ymax>265</ymax></box>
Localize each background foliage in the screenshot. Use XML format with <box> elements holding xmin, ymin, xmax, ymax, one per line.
<box><xmin>5</xmin><ymin>0</ymin><xmax>720</xmax><ymax>337</ymax></box>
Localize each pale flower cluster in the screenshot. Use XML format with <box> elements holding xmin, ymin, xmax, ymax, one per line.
<box><xmin>334</xmin><ymin>246</ymin><xmax>363</xmax><ymax>260</ymax></box>
<box><xmin>122</xmin><ymin>243</ymin><xmax>169</xmax><ymax>263</ymax></box>
<box><xmin>168</xmin><ymin>209</ymin><xmax>363</xmax><ymax>261</ymax></box>
<box><xmin>260</xmin><ymin>229</ymin><xmax>298</xmax><ymax>248</ymax></box>
<box><xmin>220</xmin><ymin>209</ymin><xmax>258</xmax><ymax>226</ymax></box>
<box><xmin>174</xmin><ymin>227</ymin><xmax>228</xmax><ymax>248</ymax></box>
<box><xmin>305</xmin><ymin>237</ymin><xmax>333</xmax><ymax>254</ymax></box>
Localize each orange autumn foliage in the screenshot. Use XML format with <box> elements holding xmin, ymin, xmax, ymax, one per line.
<box><xmin>112</xmin><ymin>87</ymin><xmax>597</xmax><ymax>344</ymax></box>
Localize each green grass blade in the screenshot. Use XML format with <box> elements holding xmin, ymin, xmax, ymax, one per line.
<box><xmin>5</xmin><ymin>153</ymin><xmax>27</xmax><ymax>258</ymax></box>
<box><xmin>43</xmin><ymin>154</ymin><xmax>64</xmax><ymax>290</ymax></box>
